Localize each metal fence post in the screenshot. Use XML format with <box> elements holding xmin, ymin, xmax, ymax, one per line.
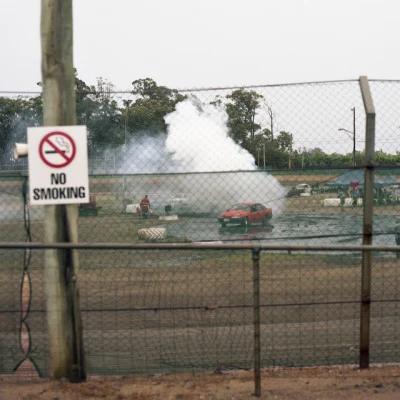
<box><xmin>359</xmin><ymin>76</ymin><xmax>376</xmax><ymax>369</ymax></box>
<box><xmin>252</xmin><ymin>248</ymin><xmax>261</xmax><ymax>397</ymax></box>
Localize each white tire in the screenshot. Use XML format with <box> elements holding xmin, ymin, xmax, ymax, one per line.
<box><xmin>159</xmin><ymin>215</ymin><xmax>178</xmax><ymax>221</ymax></box>
<box><xmin>138</xmin><ymin>227</ymin><xmax>167</xmax><ymax>241</ymax></box>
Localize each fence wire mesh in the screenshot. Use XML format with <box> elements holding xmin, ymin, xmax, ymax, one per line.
<box><xmin>1</xmin><ymin>79</ymin><xmax>400</xmax><ymax>377</ymax></box>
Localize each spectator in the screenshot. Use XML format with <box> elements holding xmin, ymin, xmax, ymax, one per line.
<box><xmin>352</xmin><ymin>190</ymin><xmax>359</xmax><ymax>207</ymax></box>
<box><xmin>140</xmin><ymin>195</ymin><xmax>151</xmax><ymax>219</ymax></box>
<box><xmin>338</xmin><ymin>191</ymin><xmax>346</xmax><ymax>206</ymax></box>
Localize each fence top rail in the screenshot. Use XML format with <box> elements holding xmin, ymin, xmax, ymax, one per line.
<box><xmin>0</xmin><ymin>241</ymin><xmax>399</xmax><ymax>252</ymax></box>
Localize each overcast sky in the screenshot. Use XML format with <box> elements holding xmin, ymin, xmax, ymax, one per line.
<box><xmin>1</xmin><ymin>0</ymin><xmax>399</xmax><ymax>93</ymax></box>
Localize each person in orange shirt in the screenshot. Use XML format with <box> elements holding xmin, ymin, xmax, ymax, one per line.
<box><xmin>140</xmin><ymin>195</ymin><xmax>151</xmax><ymax>219</ymax></box>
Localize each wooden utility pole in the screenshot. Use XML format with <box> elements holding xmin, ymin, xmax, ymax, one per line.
<box><xmin>41</xmin><ymin>0</ymin><xmax>86</xmax><ymax>381</ymax></box>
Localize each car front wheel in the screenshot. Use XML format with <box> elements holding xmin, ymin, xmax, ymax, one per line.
<box><xmin>263</xmin><ymin>215</ymin><xmax>270</xmax><ymax>226</ymax></box>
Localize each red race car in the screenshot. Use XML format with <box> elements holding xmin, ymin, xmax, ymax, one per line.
<box><xmin>218</xmin><ymin>202</ymin><xmax>272</xmax><ymax>228</ymax></box>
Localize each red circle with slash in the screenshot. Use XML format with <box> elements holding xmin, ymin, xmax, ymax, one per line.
<box><xmin>39</xmin><ymin>131</ymin><xmax>77</xmax><ymax>168</ymax></box>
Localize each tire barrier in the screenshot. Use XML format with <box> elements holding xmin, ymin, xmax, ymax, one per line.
<box><xmin>323</xmin><ymin>198</ymin><xmax>363</xmax><ymax>207</ymax></box>
<box><xmin>344</xmin><ymin>198</ymin><xmax>354</xmax><ymax>207</ymax></box>
<box><xmin>138</xmin><ymin>227</ymin><xmax>167</xmax><ymax>241</ymax></box>
<box><xmin>323</xmin><ymin>198</ymin><xmax>341</xmax><ymax>207</ymax></box>
<box><xmin>159</xmin><ymin>214</ymin><xmax>179</xmax><ymax>221</ymax></box>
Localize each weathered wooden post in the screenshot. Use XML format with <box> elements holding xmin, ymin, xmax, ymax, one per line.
<box><xmin>41</xmin><ymin>0</ymin><xmax>86</xmax><ymax>381</ymax></box>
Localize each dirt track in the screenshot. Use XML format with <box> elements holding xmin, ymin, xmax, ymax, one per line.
<box><xmin>2</xmin><ymin>172</ymin><xmax>400</xmax><ymax>399</ymax></box>
<box><xmin>2</xmin><ymin>365</ymin><xmax>400</xmax><ymax>399</ymax></box>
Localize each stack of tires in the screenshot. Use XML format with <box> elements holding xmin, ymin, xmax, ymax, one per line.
<box><xmin>138</xmin><ymin>227</ymin><xmax>167</xmax><ymax>241</ymax></box>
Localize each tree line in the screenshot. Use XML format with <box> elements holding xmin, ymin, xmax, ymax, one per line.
<box><xmin>1</xmin><ymin>72</ymin><xmax>399</xmax><ymax>170</ymax></box>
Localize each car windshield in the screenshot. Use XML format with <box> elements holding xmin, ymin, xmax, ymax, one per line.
<box><xmin>230</xmin><ymin>204</ymin><xmax>251</xmax><ymax>211</ymax></box>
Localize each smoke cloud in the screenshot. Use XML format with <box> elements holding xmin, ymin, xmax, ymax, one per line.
<box><xmin>164</xmin><ymin>97</ymin><xmax>256</xmax><ymax>172</ymax></box>
<box><xmin>118</xmin><ymin>97</ymin><xmax>286</xmax><ymax>214</ymax></box>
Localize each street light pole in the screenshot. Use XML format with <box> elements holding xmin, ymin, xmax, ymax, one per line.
<box><xmin>338</xmin><ymin>107</ymin><xmax>356</xmax><ymax>168</ymax></box>
<box><xmin>352</xmin><ymin>107</ymin><xmax>356</xmax><ymax>168</ymax></box>
<box><xmin>123</xmin><ymin>99</ymin><xmax>132</xmax><ymax>145</ymax></box>
<box><xmin>263</xmin><ymin>142</ymin><xmax>265</xmax><ymax>169</ymax></box>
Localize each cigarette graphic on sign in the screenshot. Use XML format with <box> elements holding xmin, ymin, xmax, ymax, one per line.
<box><xmin>44</xmin><ymin>137</ymin><xmax>71</xmax><ymax>154</ymax></box>
<box><xmin>39</xmin><ymin>131</ymin><xmax>76</xmax><ymax>168</ymax></box>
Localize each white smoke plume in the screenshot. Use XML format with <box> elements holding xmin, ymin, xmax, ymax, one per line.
<box><xmin>110</xmin><ymin>97</ymin><xmax>286</xmax><ymax>214</ymax></box>
<box><xmin>164</xmin><ymin>97</ymin><xmax>256</xmax><ymax>172</ymax></box>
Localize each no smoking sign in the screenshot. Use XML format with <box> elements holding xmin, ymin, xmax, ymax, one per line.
<box><xmin>39</xmin><ymin>131</ymin><xmax>77</xmax><ymax>168</ymax></box>
<box><xmin>27</xmin><ymin>126</ymin><xmax>89</xmax><ymax>205</ymax></box>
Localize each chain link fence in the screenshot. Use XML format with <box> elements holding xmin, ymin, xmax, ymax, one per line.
<box><xmin>1</xmin><ymin>79</ymin><xmax>400</xmax><ymax>378</ymax></box>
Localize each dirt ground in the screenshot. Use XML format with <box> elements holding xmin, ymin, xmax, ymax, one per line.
<box><xmin>2</xmin><ymin>365</ymin><xmax>400</xmax><ymax>399</ymax></box>
<box><xmin>2</xmin><ymin>172</ymin><xmax>400</xmax><ymax>399</ymax></box>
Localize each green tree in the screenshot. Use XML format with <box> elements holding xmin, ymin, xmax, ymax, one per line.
<box><xmin>0</xmin><ymin>97</ymin><xmax>23</xmax><ymax>156</ymax></box>
<box><xmin>275</xmin><ymin>131</ymin><xmax>292</xmax><ymax>152</ymax></box>
<box><xmin>72</xmin><ymin>74</ymin><xmax>124</xmax><ymax>151</ymax></box>
<box><xmin>36</xmin><ymin>72</ymin><xmax>123</xmax><ymax>152</ymax></box>
<box><xmin>225</xmin><ymin>89</ymin><xmax>263</xmax><ymax>153</ymax></box>
<box><xmin>75</xmin><ymin>75</ymin><xmax>96</xmax><ymax>124</ymax></box>
<box><xmin>87</xmin><ymin>97</ymin><xmax>122</xmax><ymax>150</ymax></box>
<box><xmin>0</xmin><ymin>95</ymin><xmax>43</xmax><ymax>166</ymax></box>
<box><xmin>127</xmin><ymin>78</ymin><xmax>186</xmax><ymax>134</ymax></box>
<box><xmin>87</xmin><ymin>78</ymin><xmax>123</xmax><ymax>150</ymax></box>
<box><xmin>263</xmin><ymin>100</ymin><xmax>277</xmax><ymax>141</ymax></box>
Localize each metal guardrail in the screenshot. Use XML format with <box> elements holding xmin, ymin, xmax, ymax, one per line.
<box><xmin>0</xmin><ymin>242</ymin><xmax>399</xmax><ymax>251</ymax></box>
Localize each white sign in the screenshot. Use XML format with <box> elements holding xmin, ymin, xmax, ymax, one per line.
<box><xmin>27</xmin><ymin>126</ymin><xmax>89</xmax><ymax>205</ymax></box>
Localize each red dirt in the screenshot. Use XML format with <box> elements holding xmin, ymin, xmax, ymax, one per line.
<box><xmin>2</xmin><ymin>365</ymin><xmax>400</xmax><ymax>399</ymax></box>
